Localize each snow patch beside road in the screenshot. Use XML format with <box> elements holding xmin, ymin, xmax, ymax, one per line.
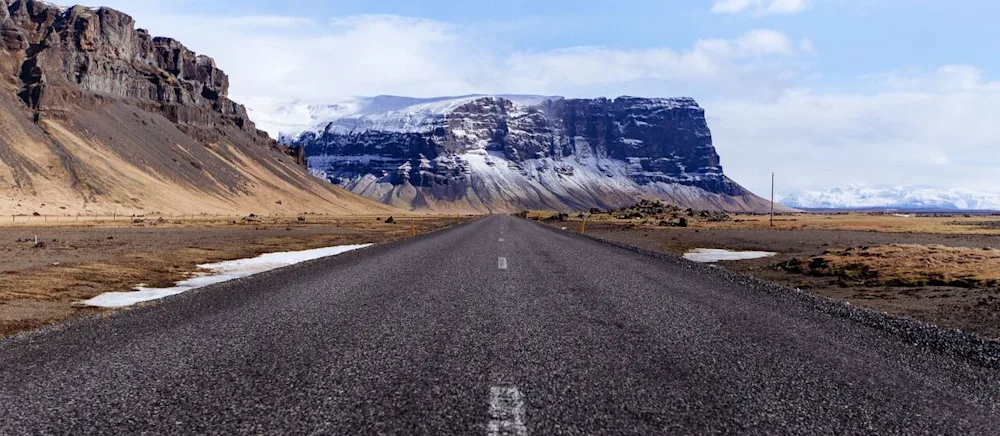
<box><xmin>684</xmin><ymin>248</ymin><xmax>776</xmax><ymax>263</ymax></box>
<box><xmin>81</xmin><ymin>244</ymin><xmax>373</xmax><ymax>308</ymax></box>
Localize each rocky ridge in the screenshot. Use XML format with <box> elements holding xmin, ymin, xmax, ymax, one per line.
<box><xmin>269</xmin><ymin>95</ymin><xmax>778</xmax><ymax>213</ymax></box>
<box><xmin>2</xmin><ymin>1</ymin><xmax>289</xmax><ymax>153</ymax></box>
<box><xmin>0</xmin><ymin>1</ymin><xmax>386</xmax><ymax>215</ymax></box>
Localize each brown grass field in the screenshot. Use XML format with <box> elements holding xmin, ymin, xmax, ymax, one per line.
<box><xmin>794</xmin><ymin>244</ymin><xmax>1000</xmax><ymax>288</ymax></box>
<box><xmin>536</xmin><ymin>209</ymin><xmax>1000</xmax><ymax>339</ymax></box>
<box><xmin>7</xmin><ymin>209</ymin><xmax>1000</xmax><ymax>340</ymax></box>
<box><xmin>532</xmin><ymin>209</ymin><xmax>1000</xmax><ymax>235</ymax></box>
<box><xmin>0</xmin><ymin>214</ymin><xmax>471</xmax><ymax>337</ymax></box>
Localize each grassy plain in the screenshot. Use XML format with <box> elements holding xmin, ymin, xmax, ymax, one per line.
<box><xmin>540</xmin><ymin>209</ymin><xmax>1000</xmax><ymax>338</ymax></box>
<box><xmin>0</xmin><ymin>214</ymin><xmax>469</xmax><ymax>337</ymax></box>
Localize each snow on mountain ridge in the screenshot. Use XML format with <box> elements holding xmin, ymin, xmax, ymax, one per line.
<box><xmin>244</xmin><ymin>95</ymin><xmax>700</xmax><ymax>141</ymax></box>
<box><xmin>243</xmin><ymin>95</ymin><xmax>551</xmax><ymax>140</ymax></box>
<box><xmin>281</xmin><ymin>94</ymin><xmax>776</xmax><ymax>213</ymax></box>
<box><xmin>782</xmin><ymin>185</ymin><xmax>1000</xmax><ymax>210</ymax></box>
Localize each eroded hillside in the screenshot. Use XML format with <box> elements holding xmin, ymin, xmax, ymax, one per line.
<box><xmin>0</xmin><ymin>1</ymin><xmax>394</xmax><ymax>216</ymax></box>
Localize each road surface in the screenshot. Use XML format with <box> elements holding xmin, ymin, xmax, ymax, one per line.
<box><xmin>1</xmin><ymin>215</ymin><xmax>999</xmax><ymax>434</ymax></box>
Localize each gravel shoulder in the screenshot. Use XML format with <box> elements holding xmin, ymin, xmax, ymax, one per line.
<box><xmin>582</xmin><ymin>221</ymin><xmax>1000</xmax><ymax>339</ymax></box>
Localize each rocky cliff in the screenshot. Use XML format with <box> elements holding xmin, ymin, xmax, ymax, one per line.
<box><xmin>261</xmin><ymin>95</ymin><xmax>776</xmax><ymax>213</ymax></box>
<box><xmin>0</xmin><ymin>1</ymin><xmax>389</xmax><ymax>215</ymax></box>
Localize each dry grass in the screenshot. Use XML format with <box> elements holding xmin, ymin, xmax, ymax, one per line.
<box><xmin>788</xmin><ymin>244</ymin><xmax>1000</xmax><ymax>288</ymax></box>
<box><xmin>0</xmin><ymin>216</ymin><xmax>464</xmax><ymax>337</ymax></box>
<box><xmin>0</xmin><ymin>118</ymin><xmax>397</xmax><ymax>217</ymax></box>
<box><xmin>698</xmin><ymin>214</ymin><xmax>1000</xmax><ymax>235</ymax></box>
<box><xmin>579</xmin><ymin>216</ymin><xmax>1000</xmax><ymax>339</ymax></box>
<box><xmin>0</xmin><ymin>213</ymin><xmax>472</xmax><ymax>229</ymax></box>
<box><xmin>538</xmin><ymin>210</ymin><xmax>1000</xmax><ymax>236</ymax></box>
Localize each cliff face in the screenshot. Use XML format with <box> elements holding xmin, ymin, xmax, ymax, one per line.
<box><xmin>274</xmin><ymin>95</ymin><xmax>773</xmax><ymax>212</ymax></box>
<box><xmin>4</xmin><ymin>1</ymin><xmax>274</xmax><ymax>147</ymax></box>
<box><xmin>0</xmin><ymin>1</ymin><xmax>387</xmax><ymax>215</ymax></box>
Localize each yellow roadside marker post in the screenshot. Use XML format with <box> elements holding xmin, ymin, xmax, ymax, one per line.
<box><xmin>580</xmin><ymin>215</ymin><xmax>587</xmax><ymax>234</ymax></box>
<box><xmin>411</xmin><ymin>217</ymin><xmax>416</xmax><ymax>237</ymax></box>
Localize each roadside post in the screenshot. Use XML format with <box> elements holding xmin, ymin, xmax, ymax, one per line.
<box><xmin>770</xmin><ymin>172</ymin><xmax>775</xmax><ymax>228</ymax></box>
<box><xmin>580</xmin><ymin>215</ymin><xmax>587</xmax><ymax>234</ymax></box>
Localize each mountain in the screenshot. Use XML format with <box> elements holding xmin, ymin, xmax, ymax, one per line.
<box><xmin>253</xmin><ymin>95</ymin><xmax>779</xmax><ymax>213</ymax></box>
<box><xmin>0</xmin><ymin>1</ymin><xmax>393</xmax><ymax>216</ymax></box>
<box><xmin>782</xmin><ymin>185</ymin><xmax>1000</xmax><ymax>211</ymax></box>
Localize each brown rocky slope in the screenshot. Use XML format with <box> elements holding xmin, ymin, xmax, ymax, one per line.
<box><xmin>0</xmin><ymin>1</ymin><xmax>394</xmax><ymax>216</ymax></box>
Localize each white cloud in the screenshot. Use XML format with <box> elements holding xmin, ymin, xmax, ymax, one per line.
<box><xmin>707</xmin><ymin>66</ymin><xmax>1000</xmax><ymax>197</ymax></box>
<box><xmin>873</xmin><ymin>65</ymin><xmax>1000</xmax><ymax>93</ymax></box>
<box><xmin>781</xmin><ymin>185</ymin><xmax>1000</xmax><ymax>210</ymax></box>
<box><xmin>499</xmin><ymin>29</ymin><xmax>805</xmax><ymax>94</ymax></box>
<box><xmin>698</xmin><ymin>29</ymin><xmax>796</xmax><ymax>57</ymax></box>
<box><xmin>95</xmin><ymin>5</ymin><xmax>808</xmax><ymax>100</ymax></box>
<box><xmin>711</xmin><ymin>0</ymin><xmax>810</xmax><ymax>16</ymax></box>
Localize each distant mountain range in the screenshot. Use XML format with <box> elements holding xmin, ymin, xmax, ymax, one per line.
<box><xmin>781</xmin><ymin>185</ymin><xmax>1000</xmax><ymax>211</ymax></box>
<box><xmin>247</xmin><ymin>95</ymin><xmax>784</xmax><ymax>213</ymax></box>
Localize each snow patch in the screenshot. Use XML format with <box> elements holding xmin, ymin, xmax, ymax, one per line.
<box><xmin>245</xmin><ymin>95</ymin><xmax>562</xmax><ymax>140</ymax></box>
<box><xmin>80</xmin><ymin>244</ymin><xmax>373</xmax><ymax>308</ymax></box>
<box><xmin>683</xmin><ymin>248</ymin><xmax>777</xmax><ymax>263</ymax></box>
<box><xmin>243</xmin><ymin>94</ymin><xmax>698</xmax><ymax>141</ymax></box>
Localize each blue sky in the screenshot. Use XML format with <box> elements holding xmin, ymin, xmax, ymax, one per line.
<box><xmin>156</xmin><ymin>0</ymin><xmax>1000</xmax><ymax>87</ymax></box>
<box><xmin>96</xmin><ymin>0</ymin><xmax>1000</xmax><ymax>199</ymax></box>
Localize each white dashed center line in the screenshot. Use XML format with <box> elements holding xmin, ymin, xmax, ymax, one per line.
<box><xmin>498</xmin><ymin>257</ymin><xmax>508</xmax><ymax>270</ymax></box>
<box><xmin>499</xmin><ymin>238</ymin><xmax>505</xmax><ymax>242</ymax></box>
<box><xmin>488</xmin><ymin>386</ymin><xmax>527</xmax><ymax>436</ymax></box>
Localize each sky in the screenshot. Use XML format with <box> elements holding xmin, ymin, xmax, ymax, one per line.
<box><xmin>91</xmin><ymin>0</ymin><xmax>1000</xmax><ymax>199</ymax></box>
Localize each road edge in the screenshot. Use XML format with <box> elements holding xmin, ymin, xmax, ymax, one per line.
<box><xmin>0</xmin><ymin>217</ymin><xmax>483</xmax><ymax>347</ymax></box>
<box><xmin>527</xmin><ymin>218</ymin><xmax>1000</xmax><ymax>369</ymax></box>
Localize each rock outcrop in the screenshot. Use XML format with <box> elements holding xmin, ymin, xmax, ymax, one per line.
<box><xmin>265</xmin><ymin>95</ymin><xmax>777</xmax><ymax>213</ymax></box>
<box><xmin>0</xmin><ymin>1</ymin><xmax>390</xmax><ymax>216</ymax></box>
<box><xmin>4</xmin><ymin>2</ymin><xmax>277</xmax><ymax>147</ymax></box>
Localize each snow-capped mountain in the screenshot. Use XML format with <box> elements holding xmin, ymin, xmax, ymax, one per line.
<box><xmin>782</xmin><ymin>185</ymin><xmax>1000</xmax><ymax>211</ymax></box>
<box><xmin>246</xmin><ymin>94</ymin><xmax>780</xmax><ymax>213</ymax></box>
<box><xmin>243</xmin><ymin>95</ymin><xmax>560</xmax><ymax>140</ymax></box>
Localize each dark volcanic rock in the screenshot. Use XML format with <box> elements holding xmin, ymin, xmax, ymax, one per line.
<box><xmin>285</xmin><ymin>95</ymin><xmax>771</xmax><ymax>212</ymax></box>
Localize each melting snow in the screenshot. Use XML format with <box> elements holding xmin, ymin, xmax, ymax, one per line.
<box><xmin>683</xmin><ymin>248</ymin><xmax>776</xmax><ymax>263</ymax></box>
<box><xmin>80</xmin><ymin>244</ymin><xmax>373</xmax><ymax>308</ymax></box>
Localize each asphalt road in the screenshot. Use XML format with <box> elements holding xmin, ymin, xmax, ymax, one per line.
<box><xmin>2</xmin><ymin>215</ymin><xmax>999</xmax><ymax>434</ymax></box>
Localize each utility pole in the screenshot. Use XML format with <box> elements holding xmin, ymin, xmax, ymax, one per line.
<box><xmin>770</xmin><ymin>172</ymin><xmax>775</xmax><ymax>228</ymax></box>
